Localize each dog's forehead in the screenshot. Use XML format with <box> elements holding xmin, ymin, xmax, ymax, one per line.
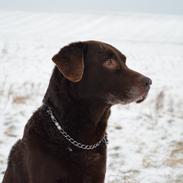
<box><xmin>86</xmin><ymin>40</ymin><xmax>115</xmax><ymax>51</ymax></box>
<box><xmin>86</xmin><ymin>41</ymin><xmax>126</xmax><ymax>61</ymax></box>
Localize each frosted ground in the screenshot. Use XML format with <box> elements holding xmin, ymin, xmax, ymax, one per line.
<box><xmin>0</xmin><ymin>10</ymin><xmax>183</xmax><ymax>183</ymax></box>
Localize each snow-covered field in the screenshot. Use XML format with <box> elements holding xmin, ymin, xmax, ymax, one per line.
<box><xmin>0</xmin><ymin>10</ymin><xmax>183</xmax><ymax>183</ymax></box>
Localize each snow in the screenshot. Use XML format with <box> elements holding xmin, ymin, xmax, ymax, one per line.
<box><xmin>0</xmin><ymin>10</ymin><xmax>183</xmax><ymax>183</ymax></box>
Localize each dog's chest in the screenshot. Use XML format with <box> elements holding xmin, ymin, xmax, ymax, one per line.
<box><xmin>68</xmin><ymin>149</ymin><xmax>105</xmax><ymax>167</ymax></box>
<box><xmin>55</xmin><ymin>150</ymin><xmax>106</xmax><ymax>183</ymax></box>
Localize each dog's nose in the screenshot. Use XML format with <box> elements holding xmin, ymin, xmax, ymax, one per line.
<box><xmin>142</xmin><ymin>77</ymin><xmax>152</xmax><ymax>87</ymax></box>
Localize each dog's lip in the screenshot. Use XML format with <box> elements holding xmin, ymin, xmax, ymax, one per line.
<box><xmin>136</xmin><ymin>95</ymin><xmax>146</xmax><ymax>103</ymax></box>
<box><xmin>135</xmin><ymin>88</ymin><xmax>150</xmax><ymax>103</ymax></box>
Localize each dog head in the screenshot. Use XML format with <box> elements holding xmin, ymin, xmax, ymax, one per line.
<box><xmin>52</xmin><ymin>41</ymin><xmax>152</xmax><ymax>105</ymax></box>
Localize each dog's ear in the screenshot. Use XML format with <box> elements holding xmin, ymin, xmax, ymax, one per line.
<box><xmin>52</xmin><ymin>42</ymin><xmax>85</xmax><ymax>82</ymax></box>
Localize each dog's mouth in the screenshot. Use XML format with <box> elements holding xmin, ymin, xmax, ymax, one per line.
<box><xmin>136</xmin><ymin>95</ymin><xmax>147</xmax><ymax>103</ymax></box>
<box><xmin>135</xmin><ymin>88</ymin><xmax>150</xmax><ymax>103</ymax></box>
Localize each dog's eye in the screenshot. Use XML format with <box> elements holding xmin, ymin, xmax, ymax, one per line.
<box><xmin>103</xmin><ymin>59</ymin><xmax>120</xmax><ymax>70</ymax></box>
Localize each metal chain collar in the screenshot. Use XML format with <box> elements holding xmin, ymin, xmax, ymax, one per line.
<box><xmin>45</xmin><ymin>105</ymin><xmax>108</xmax><ymax>150</ymax></box>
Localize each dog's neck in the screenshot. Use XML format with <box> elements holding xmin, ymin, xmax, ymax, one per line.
<box><xmin>43</xmin><ymin>67</ymin><xmax>111</xmax><ymax>144</ymax></box>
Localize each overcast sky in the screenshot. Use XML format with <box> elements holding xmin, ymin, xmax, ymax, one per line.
<box><xmin>0</xmin><ymin>0</ymin><xmax>182</xmax><ymax>15</ymax></box>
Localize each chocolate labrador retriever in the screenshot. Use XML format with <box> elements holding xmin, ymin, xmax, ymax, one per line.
<box><xmin>2</xmin><ymin>40</ymin><xmax>152</xmax><ymax>183</ymax></box>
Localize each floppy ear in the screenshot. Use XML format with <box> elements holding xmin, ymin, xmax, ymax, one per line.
<box><xmin>52</xmin><ymin>42</ymin><xmax>84</xmax><ymax>82</ymax></box>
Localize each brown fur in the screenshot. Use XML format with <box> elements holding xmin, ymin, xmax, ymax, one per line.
<box><xmin>2</xmin><ymin>40</ymin><xmax>151</xmax><ymax>183</ymax></box>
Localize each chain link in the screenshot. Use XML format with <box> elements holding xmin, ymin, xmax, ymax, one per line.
<box><xmin>45</xmin><ymin>105</ymin><xmax>108</xmax><ymax>150</ymax></box>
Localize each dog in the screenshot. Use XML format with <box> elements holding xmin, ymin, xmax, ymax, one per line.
<box><xmin>2</xmin><ymin>40</ymin><xmax>152</xmax><ymax>183</ymax></box>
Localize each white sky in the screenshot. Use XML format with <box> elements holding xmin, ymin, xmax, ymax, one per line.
<box><xmin>0</xmin><ymin>0</ymin><xmax>182</xmax><ymax>15</ymax></box>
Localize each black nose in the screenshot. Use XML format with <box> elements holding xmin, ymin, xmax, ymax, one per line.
<box><xmin>143</xmin><ymin>77</ymin><xmax>152</xmax><ymax>87</ymax></box>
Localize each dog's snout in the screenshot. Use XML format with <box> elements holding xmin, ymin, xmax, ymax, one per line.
<box><xmin>142</xmin><ymin>77</ymin><xmax>152</xmax><ymax>87</ymax></box>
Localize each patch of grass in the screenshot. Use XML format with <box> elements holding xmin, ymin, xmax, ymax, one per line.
<box><xmin>12</xmin><ymin>95</ymin><xmax>30</xmax><ymax>104</ymax></box>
